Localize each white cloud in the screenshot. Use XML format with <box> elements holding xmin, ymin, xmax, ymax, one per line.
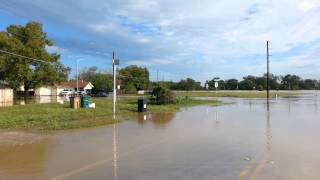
<box><xmin>2</xmin><ymin>0</ymin><xmax>320</xmax><ymax>80</ymax></box>
<box><xmin>45</xmin><ymin>45</ymin><xmax>66</xmax><ymax>54</ymax></box>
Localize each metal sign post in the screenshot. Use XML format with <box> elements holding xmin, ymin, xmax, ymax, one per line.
<box><xmin>215</xmin><ymin>82</ymin><xmax>218</xmax><ymax>94</ymax></box>
<box><xmin>214</xmin><ymin>77</ymin><xmax>220</xmax><ymax>95</ymax></box>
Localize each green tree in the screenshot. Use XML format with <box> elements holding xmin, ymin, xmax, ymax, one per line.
<box><xmin>225</xmin><ymin>79</ymin><xmax>239</xmax><ymax>90</ymax></box>
<box><xmin>239</xmin><ymin>75</ymin><xmax>257</xmax><ymax>90</ymax></box>
<box><xmin>119</xmin><ymin>65</ymin><xmax>149</xmax><ymax>92</ymax></box>
<box><xmin>176</xmin><ymin>78</ymin><xmax>202</xmax><ymax>90</ymax></box>
<box><xmin>299</xmin><ymin>79</ymin><xmax>317</xmax><ymax>90</ymax></box>
<box><xmin>0</xmin><ymin>22</ymin><xmax>70</xmax><ymax>97</ymax></box>
<box><xmin>79</xmin><ymin>67</ymin><xmax>113</xmax><ymax>92</ymax></box>
<box><xmin>281</xmin><ymin>74</ymin><xmax>301</xmax><ymax>90</ymax></box>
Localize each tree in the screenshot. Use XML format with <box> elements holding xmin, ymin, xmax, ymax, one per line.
<box><xmin>299</xmin><ymin>79</ymin><xmax>317</xmax><ymax>90</ymax></box>
<box><xmin>263</xmin><ymin>73</ymin><xmax>280</xmax><ymax>90</ymax></box>
<box><xmin>225</xmin><ymin>79</ymin><xmax>239</xmax><ymax>90</ymax></box>
<box><xmin>0</xmin><ymin>22</ymin><xmax>70</xmax><ymax>98</ymax></box>
<box><xmin>176</xmin><ymin>78</ymin><xmax>202</xmax><ymax>90</ymax></box>
<box><xmin>119</xmin><ymin>65</ymin><xmax>149</xmax><ymax>93</ymax></box>
<box><xmin>239</xmin><ymin>75</ymin><xmax>256</xmax><ymax>90</ymax></box>
<box><xmin>281</xmin><ymin>74</ymin><xmax>301</xmax><ymax>90</ymax></box>
<box><xmin>79</xmin><ymin>66</ymin><xmax>112</xmax><ymax>92</ymax></box>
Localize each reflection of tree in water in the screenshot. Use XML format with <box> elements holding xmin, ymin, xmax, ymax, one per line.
<box><xmin>0</xmin><ymin>140</ymin><xmax>51</xmax><ymax>179</ymax></box>
<box><xmin>137</xmin><ymin>113</ymin><xmax>176</xmax><ymax>128</ymax></box>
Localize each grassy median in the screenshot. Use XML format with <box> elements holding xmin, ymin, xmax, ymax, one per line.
<box><xmin>0</xmin><ymin>98</ymin><xmax>223</xmax><ymax>130</ymax></box>
<box><xmin>174</xmin><ymin>91</ymin><xmax>297</xmax><ymax>98</ymax></box>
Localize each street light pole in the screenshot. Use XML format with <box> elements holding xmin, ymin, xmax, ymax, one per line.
<box><xmin>113</xmin><ymin>52</ymin><xmax>116</xmax><ymax>119</ymax></box>
<box><xmin>112</xmin><ymin>52</ymin><xmax>119</xmax><ymax>119</ymax></box>
<box><xmin>76</xmin><ymin>59</ymin><xmax>80</xmax><ymax>94</ymax></box>
<box><xmin>267</xmin><ymin>41</ymin><xmax>270</xmax><ymax>100</ymax></box>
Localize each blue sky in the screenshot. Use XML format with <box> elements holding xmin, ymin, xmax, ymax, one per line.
<box><xmin>1</xmin><ymin>0</ymin><xmax>320</xmax><ymax>83</ymax></box>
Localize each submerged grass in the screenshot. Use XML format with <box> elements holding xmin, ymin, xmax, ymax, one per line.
<box><xmin>0</xmin><ymin>97</ymin><xmax>223</xmax><ymax>130</ymax></box>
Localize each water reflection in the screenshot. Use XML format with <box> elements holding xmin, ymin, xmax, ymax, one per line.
<box><xmin>266</xmin><ymin>107</ymin><xmax>272</xmax><ymax>154</ymax></box>
<box><xmin>0</xmin><ymin>133</ymin><xmax>52</xmax><ymax>179</ymax></box>
<box><xmin>0</xmin><ymin>101</ymin><xmax>13</xmax><ymax>107</ymax></box>
<box><xmin>137</xmin><ymin>112</ymin><xmax>176</xmax><ymax>128</ymax></box>
<box><xmin>14</xmin><ymin>96</ymin><xmax>68</xmax><ymax>105</ymax></box>
<box><xmin>113</xmin><ymin>123</ymin><xmax>119</xmax><ymax>180</ymax></box>
<box><xmin>1</xmin><ymin>92</ymin><xmax>320</xmax><ymax>179</ymax></box>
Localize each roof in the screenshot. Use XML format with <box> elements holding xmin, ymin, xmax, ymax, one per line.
<box><xmin>57</xmin><ymin>81</ymin><xmax>94</xmax><ymax>89</ymax></box>
<box><xmin>0</xmin><ymin>80</ymin><xmax>10</xmax><ymax>88</ymax></box>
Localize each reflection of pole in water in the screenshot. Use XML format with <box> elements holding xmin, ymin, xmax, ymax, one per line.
<box><xmin>267</xmin><ymin>98</ymin><xmax>270</xmax><ymax>112</ymax></box>
<box><xmin>287</xmin><ymin>99</ymin><xmax>292</xmax><ymax>113</ymax></box>
<box><xmin>266</xmin><ymin>108</ymin><xmax>272</xmax><ymax>153</ymax></box>
<box><xmin>265</xmin><ymin>106</ymin><xmax>273</xmax><ymax>163</ymax></box>
<box><xmin>314</xmin><ymin>92</ymin><xmax>318</xmax><ymax>112</ymax></box>
<box><xmin>113</xmin><ymin>123</ymin><xmax>118</xmax><ymax>180</ymax></box>
<box><xmin>215</xmin><ymin>108</ymin><xmax>220</xmax><ymax>128</ymax></box>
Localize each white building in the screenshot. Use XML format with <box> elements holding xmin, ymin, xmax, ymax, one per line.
<box><xmin>35</xmin><ymin>81</ymin><xmax>94</xmax><ymax>96</ymax></box>
<box><xmin>0</xmin><ymin>81</ymin><xmax>14</xmax><ymax>107</ymax></box>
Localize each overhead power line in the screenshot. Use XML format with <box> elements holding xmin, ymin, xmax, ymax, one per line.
<box><xmin>0</xmin><ymin>49</ymin><xmax>52</xmax><ymax>64</ymax></box>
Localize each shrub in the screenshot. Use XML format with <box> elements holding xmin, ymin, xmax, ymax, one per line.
<box><xmin>151</xmin><ymin>85</ymin><xmax>175</xmax><ymax>105</ymax></box>
<box><xmin>124</xmin><ymin>83</ymin><xmax>137</xmax><ymax>94</ymax></box>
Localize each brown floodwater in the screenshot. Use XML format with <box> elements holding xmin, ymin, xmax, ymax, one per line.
<box><xmin>1</xmin><ymin>92</ymin><xmax>320</xmax><ymax>180</ymax></box>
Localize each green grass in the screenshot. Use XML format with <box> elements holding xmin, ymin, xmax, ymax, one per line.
<box><xmin>0</xmin><ymin>98</ymin><xmax>223</xmax><ymax>130</ymax></box>
<box><xmin>174</xmin><ymin>91</ymin><xmax>297</xmax><ymax>98</ymax></box>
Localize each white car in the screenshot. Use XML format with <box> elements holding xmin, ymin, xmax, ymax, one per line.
<box><xmin>59</xmin><ymin>89</ymin><xmax>73</xmax><ymax>96</ymax></box>
<box><xmin>77</xmin><ymin>90</ymin><xmax>89</xmax><ymax>95</ymax></box>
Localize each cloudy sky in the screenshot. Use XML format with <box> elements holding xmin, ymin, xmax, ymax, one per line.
<box><xmin>0</xmin><ymin>0</ymin><xmax>320</xmax><ymax>82</ymax></box>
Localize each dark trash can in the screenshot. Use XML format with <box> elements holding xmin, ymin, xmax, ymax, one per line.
<box><xmin>137</xmin><ymin>98</ymin><xmax>147</xmax><ymax>112</ymax></box>
<box><xmin>81</xmin><ymin>95</ymin><xmax>91</xmax><ymax>108</ymax></box>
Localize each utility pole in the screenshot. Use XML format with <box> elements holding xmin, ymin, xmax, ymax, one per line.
<box><xmin>157</xmin><ymin>69</ymin><xmax>159</xmax><ymax>85</ymax></box>
<box><xmin>267</xmin><ymin>41</ymin><xmax>270</xmax><ymax>101</ymax></box>
<box><xmin>76</xmin><ymin>59</ymin><xmax>82</xmax><ymax>94</ymax></box>
<box><xmin>76</xmin><ymin>60</ymin><xmax>79</xmax><ymax>94</ymax></box>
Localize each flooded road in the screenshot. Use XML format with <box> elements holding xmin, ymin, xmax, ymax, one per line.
<box><xmin>1</xmin><ymin>92</ymin><xmax>320</xmax><ymax>179</ymax></box>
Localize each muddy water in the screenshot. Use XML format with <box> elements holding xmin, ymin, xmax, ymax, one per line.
<box><xmin>1</xmin><ymin>92</ymin><xmax>320</xmax><ymax>179</ymax></box>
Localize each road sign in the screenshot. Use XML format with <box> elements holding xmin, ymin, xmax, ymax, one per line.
<box><xmin>215</xmin><ymin>82</ymin><xmax>218</xmax><ymax>88</ymax></box>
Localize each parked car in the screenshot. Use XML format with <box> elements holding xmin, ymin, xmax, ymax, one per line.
<box><xmin>78</xmin><ymin>90</ymin><xmax>88</xmax><ymax>96</ymax></box>
<box><xmin>59</xmin><ymin>89</ymin><xmax>73</xmax><ymax>96</ymax></box>
<box><xmin>92</xmin><ymin>92</ymin><xmax>108</xmax><ymax>97</ymax></box>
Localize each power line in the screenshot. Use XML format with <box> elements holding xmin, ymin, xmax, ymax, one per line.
<box><xmin>0</xmin><ymin>49</ymin><xmax>52</xmax><ymax>64</ymax></box>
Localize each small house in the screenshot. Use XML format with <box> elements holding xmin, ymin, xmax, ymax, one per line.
<box><xmin>35</xmin><ymin>80</ymin><xmax>94</xmax><ymax>96</ymax></box>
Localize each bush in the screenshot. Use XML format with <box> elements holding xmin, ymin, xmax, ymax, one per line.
<box><xmin>124</xmin><ymin>83</ymin><xmax>137</xmax><ymax>94</ymax></box>
<box><xmin>151</xmin><ymin>85</ymin><xmax>175</xmax><ymax>105</ymax></box>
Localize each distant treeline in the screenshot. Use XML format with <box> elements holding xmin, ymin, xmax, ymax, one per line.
<box><xmin>155</xmin><ymin>74</ymin><xmax>320</xmax><ymax>91</ymax></box>
<box><xmin>79</xmin><ymin>66</ymin><xmax>320</xmax><ymax>93</ymax></box>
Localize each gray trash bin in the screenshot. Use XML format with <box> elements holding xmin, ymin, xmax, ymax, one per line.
<box><xmin>137</xmin><ymin>98</ymin><xmax>147</xmax><ymax>112</ymax></box>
